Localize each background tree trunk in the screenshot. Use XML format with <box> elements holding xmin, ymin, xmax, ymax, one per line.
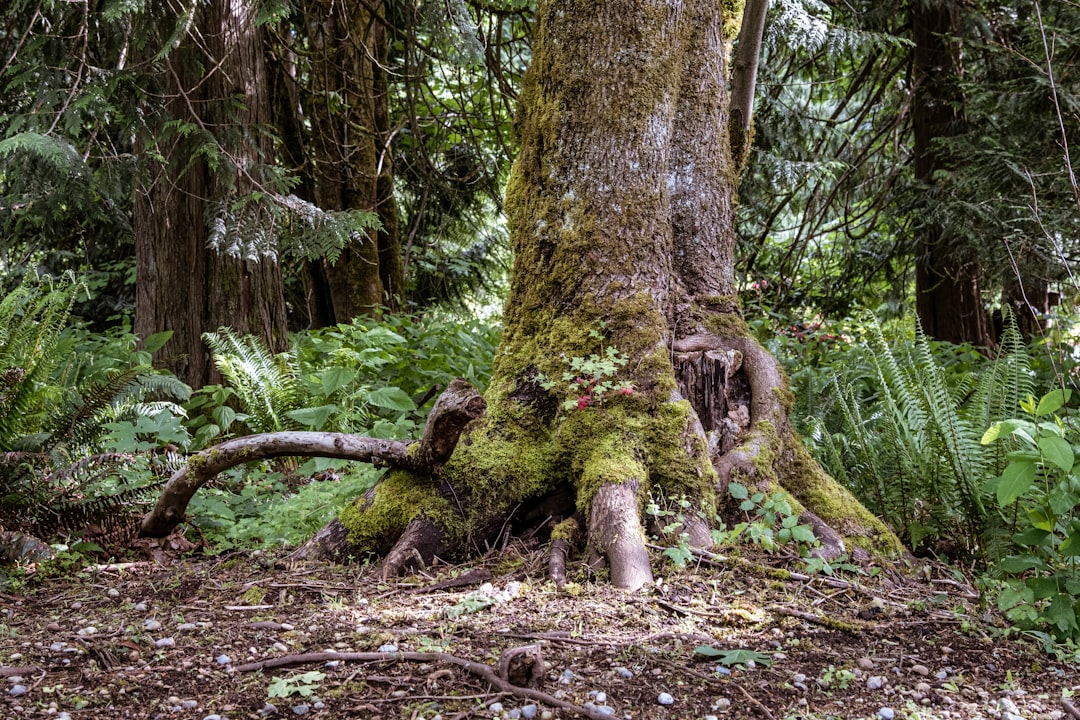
<box><xmin>323</xmin><ymin>0</ymin><xmax>902</xmax><ymax>587</ymax></box>
<box><xmin>135</xmin><ymin>0</ymin><xmax>287</xmax><ymax>388</ymax></box>
<box><xmin>299</xmin><ymin>0</ymin><xmax>403</xmax><ymax>325</ymax></box>
<box><xmin>912</xmin><ymin>0</ymin><xmax>988</xmax><ymax>346</ymax></box>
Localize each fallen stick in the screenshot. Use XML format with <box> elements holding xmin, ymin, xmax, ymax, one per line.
<box><xmin>233</xmin><ymin>651</ymin><xmax>612</xmax><ymax>720</ymax></box>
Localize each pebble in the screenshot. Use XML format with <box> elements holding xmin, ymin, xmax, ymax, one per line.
<box><xmin>595</xmin><ymin>691</ymin><xmax>607</xmax><ymax>703</ymax></box>
<box><xmin>857</xmin><ymin>657</ymin><xmax>875</xmax><ymax>670</ymax></box>
<box><xmin>614</xmin><ymin>667</ymin><xmax>633</xmax><ymax>679</ymax></box>
<box><xmin>107</xmin><ymin>588</ymin><xmax>120</xmax><ymax>599</ymax></box>
<box><xmin>490</xmin><ymin>702</ymin><xmax>504</xmax><ymax>713</ymax></box>
<box><xmin>5</xmin><ymin>676</ymin><xmax>22</xmax><ymax>684</ymax></box>
<box><xmin>521</xmin><ymin>705</ymin><xmax>538</xmax><ymax>719</ymax></box>
<box><xmin>291</xmin><ymin>704</ymin><xmax>309</xmax><ymax>716</ymax></box>
<box><xmin>135</xmin><ymin>602</ymin><xmax>148</xmax><ymax>612</ymax></box>
<box><xmin>541</xmin><ymin>712</ymin><xmax>554</xmax><ymax>720</ymax></box>
<box><xmin>713</xmin><ymin>698</ymin><xmax>731</xmax><ymax>711</ymax></box>
<box><xmin>182</xmin><ymin>700</ymin><xmax>198</xmax><ymax>709</ymax></box>
<box><xmin>911</xmin><ymin>664</ymin><xmax>930</xmax><ymax>676</ymax></box>
<box><xmin>376</xmin><ymin>644</ymin><xmax>398</xmax><ymax>653</ymax></box>
<box><xmin>257</xmin><ymin>703</ymin><xmax>278</xmax><ymax>717</ymax></box>
<box><xmin>77</xmin><ymin>625</ymin><xmax>97</xmax><ymax>636</ymax></box>
<box><xmin>144</xmin><ymin>619</ymin><xmax>162</xmax><ymax>631</ymax></box>
<box><xmin>178</xmin><ymin>623</ymin><xmax>199</xmax><ymax>631</ymax></box>
<box><xmin>595</xmin><ymin>706</ymin><xmax>615</xmax><ymax>716</ymax></box>
<box><xmin>705</xmin><ymin>716</ymin><xmax>719</xmax><ymax>720</ymax></box>
<box><xmin>936</xmin><ymin>670</ymin><xmax>949</xmax><ymax>680</ymax></box>
<box><xmin>70</xmin><ymin>601</ymin><xmax>82</xmax><ymax>610</ymax></box>
<box><xmin>867</xmin><ymin>676</ymin><xmax>886</xmax><ymax>690</ymax></box>
<box><xmin>878</xmin><ymin>708</ymin><xmax>895</xmax><ymax>720</ymax></box>
<box><xmin>57</xmin><ymin>713</ymin><xmax>72</xmax><ymax>720</ymax></box>
<box><xmin>9</xmin><ymin>685</ymin><xmax>27</xmax><ymax>696</ymax></box>
<box><xmin>216</xmin><ymin>654</ymin><xmax>232</xmax><ymax>665</ymax></box>
<box><xmin>716</xmin><ymin>666</ymin><xmax>731</xmax><ymax>676</ymax></box>
<box><xmin>506</xmin><ymin>710</ymin><xmax>521</xmax><ymax>719</ymax></box>
<box><xmin>154</xmin><ymin>637</ymin><xmax>176</xmax><ymax>648</ymax></box>
<box><xmin>658</xmin><ymin>692</ymin><xmax>675</xmax><ymax>706</ymax></box>
<box><xmin>203</xmin><ymin>716</ymin><xmax>222</xmax><ymax>720</ymax></box>
<box><xmin>559</xmin><ymin>669</ymin><xmax>575</xmax><ymax>684</ymax></box>
<box><xmin>46</xmin><ymin>622</ymin><xmax>60</xmax><ymax>631</ymax></box>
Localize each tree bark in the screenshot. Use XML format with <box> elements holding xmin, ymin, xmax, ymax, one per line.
<box><xmin>298</xmin><ymin>0</ymin><xmax>403</xmax><ymax>324</ymax></box>
<box><xmin>912</xmin><ymin>0</ymin><xmax>988</xmax><ymax>346</ymax></box>
<box><xmin>135</xmin><ymin>0</ymin><xmax>288</xmax><ymax>388</ymax></box>
<box><xmin>324</xmin><ymin>0</ymin><xmax>902</xmax><ymax>589</ymax></box>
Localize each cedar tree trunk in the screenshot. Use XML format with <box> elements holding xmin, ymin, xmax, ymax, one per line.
<box><xmin>912</xmin><ymin>0</ymin><xmax>989</xmax><ymax>346</ymax></box>
<box><xmin>311</xmin><ymin>0</ymin><xmax>902</xmax><ymax>588</ymax></box>
<box><xmin>301</xmin><ymin>0</ymin><xmax>403</xmax><ymax>325</ymax></box>
<box><xmin>135</xmin><ymin>0</ymin><xmax>288</xmax><ymax>388</ymax></box>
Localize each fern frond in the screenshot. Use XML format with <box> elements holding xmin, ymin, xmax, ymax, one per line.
<box><xmin>204</xmin><ymin>328</ymin><xmax>300</xmax><ymax>433</ymax></box>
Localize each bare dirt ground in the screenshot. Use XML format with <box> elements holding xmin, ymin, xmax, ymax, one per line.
<box><xmin>1</xmin><ymin>541</ymin><xmax>1077</xmax><ymax>720</ymax></box>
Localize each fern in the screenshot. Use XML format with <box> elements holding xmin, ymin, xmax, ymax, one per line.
<box><xmin>204</xmin><ymin>328</ymin><xmax>301</xmax><ymax>433</ymax></box>
<box><xmin>804</xmin><ymin>313</ymin><xmax>1032</xmax><ymax>560</ymax></box>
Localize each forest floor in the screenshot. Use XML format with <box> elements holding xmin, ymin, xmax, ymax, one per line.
<box><xmin>1</xmin><ymin>539</ymin><xmax>1077</xmax><ymax>720</ymax></box>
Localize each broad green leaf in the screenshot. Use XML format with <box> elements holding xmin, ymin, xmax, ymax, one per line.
<box><xmin>1036</xmin><ymin>389</ymin><xmax>1072</xmax><ymax>417</ymax></box>
<box><xmin>1027</xmin><ymin>508</ymin><xmax>1055</xmax><ymax>532</ymax></box>
<box><xmin>996</xmin><ymin>584</ymin><xmax>1032</xmax><ymax>611</ymax></box>
<box><xmin>366</xmin><ymin>386</ymin><xmax>417</xmax><ymax>412</ymax></box>
<box><xmin>999</xmin><ymin>554</ymin><xmax>1048</xmax><ymax>573</ymax></box>
<box><xmin>142</xmin><ymin>330</ymin><xmax>174</xmax><ymax>353</ymax></box>
<box><xmin>1039</xmin><ymin>435</ymin><xmax>1074</xmax><ymax>472</ymax></box>
<box><xmin>1011</xmin><ymin>527</ymin><xmax>1051</xmax><ymax>547</ymax></box>
<box><xmin>728</xmin><ymin>482</ymin><xmax>748</xmax><ymax>500</ymax></box>
<box><xmin>1045</xmin><ymin>594</ymin><xmax>1078</xmax><ymax>634</ymax></box>
<box><xmin>996</xmin><ymin>460</ymin><xmax>1037</xmax><ymax>507</ymax></box>
<box><xmin>316</xmin><ymin>367</ymin><xmax>357</xmax><ymax>397</ymax></box>
<box><xmin>213</xmin><ymin>405</ymin><xmax>237</xmax><ymax>431</ymax></box>
<box><xmin>1028</xmin><ymin>577</ymin><xmax>1061</xmax><ymax>600</ymax></box>
<box><xmin>285</xmin><ymin>404</ymin><xmax>339</xmax><ymax>429</ymax></box>
<box><xmin>981</xmin><ymin>419</ymin><xmax>1034</xmax><ymax>445</ymax></box>
<box><xmin>1060</xmin><ymin>531</ymin><xmax>1080</xmax><ymax>557</ymax></box>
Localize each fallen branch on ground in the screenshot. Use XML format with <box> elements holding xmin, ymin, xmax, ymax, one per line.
<box><xmin>141</xmin><ymin>379</ymin><xmax>485</xmax><ymax>538</ymax></box>
<box><xmin>233</xmin><ymin>650</ymin><xmax>613</xmax><ymax>720</ymax></box>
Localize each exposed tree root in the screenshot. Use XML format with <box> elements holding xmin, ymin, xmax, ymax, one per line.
<box><xmin>233</xmin><ymin>651</ymin><xmax>616</xmax><ymax>720</ymax></box>
<box><xmin>376</xmin><ymin>516</ymin><xmax>444</xmax><ymax>578</ymax></box>
<box><xmin>140</xmin><ymin>379</ymin><xmax>484</xmax><ymax>538</ymax></box>
<box><xmin>588</xmin><ymin>480</ymin><xmax>653</xmax><ymax>591</ymax></box>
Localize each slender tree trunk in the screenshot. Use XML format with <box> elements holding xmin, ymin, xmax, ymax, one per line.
<box><xmin>135</xmin><ymin>0</ymin><xmax>287</xmax><ymax>388</ymax></box>
<box><xmin>912</xmin><ymin>0</ymin><xmax>988</xmax><ymax>346</ymax></box>
<box><xmin>300</xmin><ymin>0</ymin><xmax>403</xmax><ymax>325</ymax></box>
<box><xmin>323</xmin><ymin>0</ymin><xmax>901</xmax><ymax>588</ymax></box>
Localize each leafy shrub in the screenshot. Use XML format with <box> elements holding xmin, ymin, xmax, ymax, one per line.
<box><xmin>982</xmin><ymin>389</ymin><xmax>1080</xmax><ymax>641</ymax></box>
<box><xmin>188</xmin><ymin>311</ymin><xmax>500</xmax><ymax>446</ymax></box>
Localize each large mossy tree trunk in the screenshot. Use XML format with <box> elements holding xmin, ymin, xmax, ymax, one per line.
<box><xmin>328</xmin><ymin>0</ymin><xmax>902</xmax><ymax>588</ymax></box>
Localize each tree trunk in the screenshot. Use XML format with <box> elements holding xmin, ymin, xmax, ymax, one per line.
<box><xmin>307</xmin><ymin>0</ymin><xmax>903</xmax><ymax>588</ymax></box>
<box><xmin>912</xmin><ymin>0</ymin><xmax>988</xmax><ymax>346</ymax></box>
<box><xmin>299</xmin><ymin>0</ymin><xmax>403</xmax><ymax>325</ymax></box>
<box><xmin>135</xmin><ymin>0</ymin><xmax>288</xmax><ymax>388</ymax></box>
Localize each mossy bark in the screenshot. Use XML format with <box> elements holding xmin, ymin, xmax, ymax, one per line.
<box><xmin>335</xmin><ymin>0</ymin><xmax>903</xmax><ymax>587</ymax></box>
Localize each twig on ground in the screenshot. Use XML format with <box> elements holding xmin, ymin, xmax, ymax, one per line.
<box><xmin>233</xmin><ymin>651</ymin><xmax>613</xmax><ymax>720</ymax></box>
<box><xmin>769</xmin><ymin>604</ymin><xmax>865</xmax><ymax>632</ymax></box>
